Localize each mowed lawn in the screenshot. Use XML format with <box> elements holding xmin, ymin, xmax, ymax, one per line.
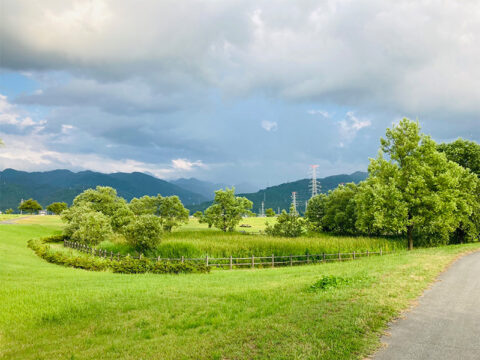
<box><xmin>1</xmin><ymin>219</ymin><xmax>480</xmax><ymax>359</ymax></box>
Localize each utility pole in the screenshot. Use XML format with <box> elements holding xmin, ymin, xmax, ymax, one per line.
<box><xmin>309</xmin><ymin>165</ymin><xmax>321</xmax><ymax>199</ymax></box>
<box><xmin>261</xmin><ymin>201</ymin><xmax>265</xmax><ymax>217</ymax></box>
<box><xmin>291</xmin><ymin>192</ymin><xmax>297</xmax><ymax>214</ymax></box>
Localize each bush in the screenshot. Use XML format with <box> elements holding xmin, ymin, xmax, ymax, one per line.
<box><xmin>124</xmin><ymin>215</ymin><xmax>162</xmax><ymax>252</ymax></box>
<box><xmin>28</xmin><ymin>237</ymin><xmax>210</xmax><ymax>274</ymax></box>
<box><xmin>69</xmin><ymin>211</ymin><xmax>113</xmax><ymax>245</ymax></box>
<box><xmin>28</xmin><ymin>239</ymin><xmax>108</xmax><ymax>271</ymax></box>
<box><xmin>265</xmin><ymin>206</ymin><xmax>305</xmax><ymax>237</ymax></box>
<box><xmin>309</xmin><ymin>275</ymin><xmax>351</xmax><ymax>291</ymax></box>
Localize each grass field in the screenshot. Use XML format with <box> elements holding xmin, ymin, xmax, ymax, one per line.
<box><xmin>1</xmin><ymin>217</ymin><xmax>480</xmax><ymax>359</ymax></box>
<box><xmin>0</xmin><ymin>214</ymin><xmax>22</xmax><ymax>222</ymax></box>
<box><xmin>99</xmin><ymin>217</ymin><xmax>406</xmax><ymax>258</ymax></box>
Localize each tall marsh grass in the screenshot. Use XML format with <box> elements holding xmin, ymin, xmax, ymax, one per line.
<box><xmin>99</xmin><ymin>230</ymin><xmax>406</xmax><ymax>258</ymax></box>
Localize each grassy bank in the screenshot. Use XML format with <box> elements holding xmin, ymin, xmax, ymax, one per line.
<box><xmin>1</xmin><ymin>219</ymin><xmax>479</xmax><ymax>359</ymax></box>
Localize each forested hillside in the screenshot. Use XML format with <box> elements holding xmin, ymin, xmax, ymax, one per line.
<box><xmin>189</xmin><ymin>171</ymin><xmax>368</xmax><ymax>214</ymax></box>
<box><xmin>0</xmin><ymin>169</ymin><xmax>207</xmax><ymax>211</ymax></box>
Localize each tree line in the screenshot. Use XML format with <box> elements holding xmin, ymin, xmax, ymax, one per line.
<box><xmin>304</xmin><ymin>119</ymin><xmax>480</xmax><ymax>249</ymax></box>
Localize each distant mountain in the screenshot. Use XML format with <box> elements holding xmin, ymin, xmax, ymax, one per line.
<box><xmin>0</xmin><ymin>169</ymin><xmax>207</xmax><ymax>211</ymax></box>
<box><xmin>171</xmin><ymin>178</ymin><xmax>258</xmax><ymax>200</ymax></box>
<box><xmin>188</xmin><ymin>171</ymin><xmax>368</xmax><ymax>214</ymax></box>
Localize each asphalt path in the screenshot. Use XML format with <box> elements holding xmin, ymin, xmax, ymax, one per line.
<box><xmin>0</xmin><ymin>216</ymin><xmax>33</xmax><ymax>224</ymax></box>
<box><xmin>373</xmin><ymin>251</ymin><xmax>480</xmax><ymax>360</ymax></box>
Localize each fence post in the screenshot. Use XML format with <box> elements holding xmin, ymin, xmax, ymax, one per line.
<box><xmin>367</xmin><ymin>250</ymin><xmax>369</xmax><ymax>257</ymax></box>
<box><xmin>251</xmin><ymin>255</ymin><xmax>254</xmax><ymax>269</ymax></box>
<box><xmin>206</xmin><ymin>255</ymin><xmax>209</xmax><ymax>267</ymax></box>
<box><xmin>181</xmin><ymin>256</ymin><xmax>184</xmax><ymax>263</ymax></box>
<box><xmin>338</xmin><ymin>252</ymin><xmax>341</xmax><ymax>261</ymax></box>
<box><xmin>139</xmin><ymin>253</ymin><xmax>143</xmax><ymax>260</ymax></box>
<box><xmin>110</xmin><ymin>251</ymin><xmax>113</xmax><ymax>260</ymax></box>
<box><xmin>306</xmin><ymin>253</ymin><xmax>310</xmax><ymax>264</ymax></box>
<box><xmin>117</xmin><ymin>252</ymin><xmax>120</xmax><ymax>261</ymax></box>
<box><xmin>230</xmin><ymin>255</ymin><xmax>233</xmax><ymax>270</ymax></box>
<box><xmin>380</xmin><ymin>249</ymin><xmax>383</xmax><ymax>256</ymax></box>
<box><xmin>323</xmin><ymin>253</ymin><xmax>326</xmax><ymax>262</ymax></box>
<box><xmin>353</xmin><ymin>251</ymin><xmax>356</xmax><ymax>260</ymax></box>
<box><xmin>271</xmin><ymin>254</ymin><xmax>274</xmax><ymax>268</ymax></box>
<box><xmin>290</xmin><ymin>254</ymin><xmax>293</xmax><ymax>266</ymax></box>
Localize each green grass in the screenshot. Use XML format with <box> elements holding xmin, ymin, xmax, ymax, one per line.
<box><xmin>181</xmin><ymin>217</ymin><xmax>270</xmax><ymax>233</ymax></box>
<box><xmin>0</xmin><ymin>214</ymin><xmax>21</xmax><ymax>221</ymax></box>
<box><xmin>1</xmin><ymin>218</ymin><xmax>480</xmax><ymax>359</ymax></box>
<box><xmin>100</xmin><ymin>231</ymin><xmax>405</xmax><ymax>259</ymax></box>
<box><xmin>100</xmin><ymin>217</ymin><xmax>406</xmax><ymax>258</ymax></box>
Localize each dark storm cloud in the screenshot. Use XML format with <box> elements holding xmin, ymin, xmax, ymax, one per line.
<box><xmin>1</xmin><ymin>0</ymin><xmax>480</xmax><ymax>184</ymax></box>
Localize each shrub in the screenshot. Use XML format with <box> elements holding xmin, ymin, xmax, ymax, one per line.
<box><xmin>69</xmin><ymin>210</ymin><xmax>113</xmax><ymax>245</ymax></box>
<box><xmin>124</xmin><ymin>215</ymin><xmax>162</xmax><ymax>252</ymax></box>
<box><xmin>309</xmin><ymin>275</ymin><xmax>351</xmax><ymax>291</ymax></box>
<box><xmin>28</xmin><ymin>239</ymin><xmax>109</xmax><ymax>271</ymax></box>
<box><xmin>265</xmin><ymin>206</ymin><xmax>305</xmax><ymax>237</ymax></box>
<box><xmin>28</xmin><ymin>237</ymin><xmax>210</xmax><ymax>274</ymax></box>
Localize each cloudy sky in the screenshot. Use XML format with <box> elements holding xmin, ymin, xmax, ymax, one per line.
<box><xmin>1</xmin><ymin>0</ymin><xmax>480</xmax><ymax>187</ymax></box>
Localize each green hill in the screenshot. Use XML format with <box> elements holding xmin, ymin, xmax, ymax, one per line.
<box><xmin>188</xmin><ymin>171</ymin><xmax>368</xmax><ymax>215</ymax></box>
<box><xmin>0</xmin><ymin>169</ymin><xmax>207</xmax><ymax>211</ymax></box>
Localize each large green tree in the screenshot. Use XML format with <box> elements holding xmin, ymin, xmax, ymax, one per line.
<box><xmin>204</xmin><ymin>188</ymin><xmax>253</xmax><ymax>232</ymax></box>
<box><xmin>18</xmin><ymin>199</ymin><xmax>42</xmax><ymax>214</ymax></box>
<box><xmin>129</xmin><ymin>195</ymin><xmax>188</xmax><ymax>231</ymax></box>
<box><xmin>438</xmin><ymin>138</ymin><xmax>480</xmax><ymax>176</ymax></box>
<box><xmin>46</xmin><ymin>202</ymin><xmax>68</xmax><ymax>215</ymax></box>
<box><xmin>158</xmin><ymin>196</ymin><xmax>189</xmax><ymax>232</ymax></box>
<box><xmin>356</xmin><ymin>119</ymin><xmax>478</xmax><ymax>249</ymax></box>
<box><xmin>305</xmin><ymin>194</ymin><xmax>327</xmax><ymax>232</ymax></box>
<box><xmin>322</xmin><ymin>183</ymin><xmax>359</xmax><ymax>234</ymax></box>
<box><xmin>63</xmin><ymin>186</ymin><xmax>133</xmax><ymax>237</ymax></box>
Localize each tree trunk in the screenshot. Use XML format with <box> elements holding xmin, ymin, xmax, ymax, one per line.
<box><xmin>407</xmin><ymin>225</ymin><xmax>413</xmax><ymax>250</ymax></box>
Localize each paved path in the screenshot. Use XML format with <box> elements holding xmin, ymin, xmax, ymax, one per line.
<box><xmin>373</xmin><ymin>251</ymin><xmax>480</xmax><ymax>360</ymax></box>
<box><xmin>0</xmin><ymin>216</ymin><xmax>33</xmax><ymax>224</ymax></box>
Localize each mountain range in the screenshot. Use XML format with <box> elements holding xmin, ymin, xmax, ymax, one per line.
<box><xmin>0</xmin><ymin>169</ymin><xmax>207</xmax><ymax>211</ymax></box>
<box><xmin>0</xmin><ymin>168</ymin><xmax>367</xmax><ymax>213</ymax></box>
<box><xmin>188</xmin><ymin>171</ymin><xmax>368</xmax><ymax>214</ymax></box>
<box><xmin>171</xmin><ymin>178</ymin><xmax>258</xmax><ymax>200</ymax></box>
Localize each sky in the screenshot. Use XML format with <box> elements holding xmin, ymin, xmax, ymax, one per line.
<box><xmin>1</xmin><ymin>0</ymin><xmax>480</xmax><ymax>188</ymax></box>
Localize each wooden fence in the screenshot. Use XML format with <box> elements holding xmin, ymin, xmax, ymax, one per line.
<box><xmin>63</xmin><ymin>240</ymin><xmax>391</xmax><ymax>270</ymax></box>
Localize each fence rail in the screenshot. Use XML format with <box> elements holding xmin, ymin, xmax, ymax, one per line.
<box><xmin>63</xmin><ymin>240</ymin><xmax>391</xmax><ymax>270</ymax></box>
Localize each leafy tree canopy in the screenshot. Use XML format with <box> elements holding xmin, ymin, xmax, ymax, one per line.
<box><xmin>204</xmin><ymin>188</ymin><xmax>253</xmax><ymax>232</ymax></box>
<box><xmin>265</xmin><ymin>205</ymin><xmax>305</xmax><ymax>237</ymax></box>
<box><xmin>438</xmin><ymin>138</ymin><xmax>480</xmax><ymax>176</ymax></box>
<box><xmin>46</xmin><ymin>202</ymin><xmax>68</xmax><ymax>215</ymax></box>
<box><xmin>356</xmin><ymin>119</ymin><xmax>478</xmax><ymax>249</ymax></box>
<box><xmin>305</xmin><ymin>194</ymin><xmax>327</xmax><ymax>232</ymax></box>
<box><xmin>18</xmin><ymin>199</ymin><xmax>42</xmax><ymax>214</ymax></box>
<box><xmin>265</xmin><ymin>208</ymin><xmax>276</xmax><ymax>217</ymax></box>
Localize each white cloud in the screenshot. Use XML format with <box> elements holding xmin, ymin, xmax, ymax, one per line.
<box><xmin>307</xmin><ymin>110</ymin><xmax>330</xmax><ymax>117</ymax></box>
<box><xmin>0</xmin><ymin>132</ymin><xmax>207</xmax><ymax>179</ymax></box>
<box><xmin>261</xmin><ymin>120</ymin><xmax>278</xmax><ymax>132</ymax></box>
<box><xmin>0</xmin><ymin>95</ymin><xmax>44</xmax><ymax>129</ymax></box>
<box><xmin>171</xmin><ymin>158</ymin><xmax>205</xmax><ymax>171</ymax></box>
<box><xmin>338</xmin><ymin>111</ymin><xmax>371</xmax><ymax>144</ymax></box>
<box><xmin>4</xmin><ymin>0</ymin><xmax>480</xmax><ymax>119</ymax></box>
